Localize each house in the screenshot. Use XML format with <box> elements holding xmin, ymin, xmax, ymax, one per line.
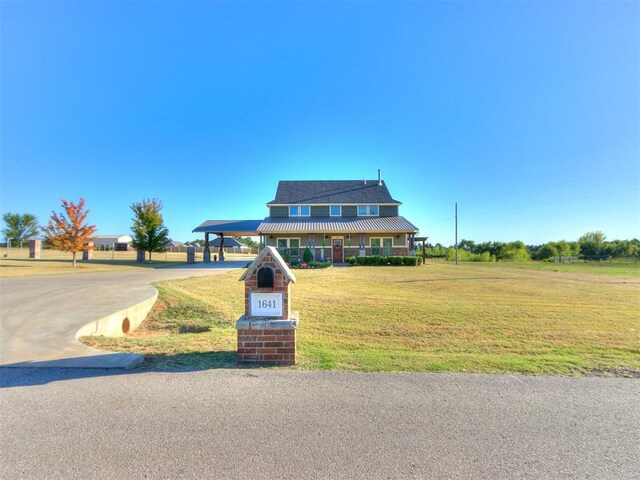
<box><xmin>209</xmin><ymin>236</ymin><xmax>252</xmax><ymax>253</ymax></box>
<box><xmin>93</xmin><ymin>235</ymin><xmax>133</xmax><ymax>251</ymax></box>
<box><xmin>193</xmin><ymin>171</ymin><xmax>419</xmax><ymax>262</ymax></box>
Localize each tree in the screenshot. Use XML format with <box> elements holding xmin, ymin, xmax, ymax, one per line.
<box><xmin>533</xmin><ymin>242</ymin><xmax>558</xmax><ymax>261</ymax></box>
<box><xmin>234</xmin><ymin>236</ymin><xmax>259</xmax><ymax>249</ymax></box>
<box><xmin>457</xmin><ymin>239</ymin><xmax>476</xmax><ymax>252</ymax></box>
<box><xmin>130</xmin><ymin>198</ymin><xmax>170</xmax><ymax>261</ymax></box>
<box><xmin>578</xmin><ymin>231</ymin><xmax>606</xmax><ymax>256</ymax></box>
<box><xmin>2</xmin><ymin>213</ymin><xmax>40</xmax><ymax>246</ymax></box>
<box><xmin>42</xmin><ymin>198</ymin><xmax>97</xmax><ymax>267</ymax></box>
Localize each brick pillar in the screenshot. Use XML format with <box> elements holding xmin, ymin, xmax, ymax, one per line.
<box><xmin>187</xmin><ymin>246</ymin><xmax>195</xmax><ymax>263</ymax></box>
<box><xmin>236</xmin><ymin>316</ymin><xmax>298</xmax><ymax>366</ymax></box>
<box><xmin>29</xmin><ymin>240</ymin><xmax>41</xmax><ymax>259</ymax></box>
<box><xmin>82</xmin><ymin>242</ymin><xmax>94</xmax><ymax>261</ymax></box>
<box><xmin>136</xmin><ymin>250</ymin><xmax>145</xmax><ymax>262</ymax></box>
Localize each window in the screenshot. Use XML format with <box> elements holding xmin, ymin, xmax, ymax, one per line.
<box><xmin>289</xmin><ymin>205</ymin><xmax>310</xmax><ymax>217</ymax></box>
<box><xmin>371</xmin><ymin>237</ymin><xmax>393</xmax><ymax>255</ymax></box>
<box><xmin>358</xmin><ymin>205</ymin><xmax>379</xmax><ymax>216</ymax></box>
<box><xmin>330</xmin><ymin>205</ymin><xmax>341</xmax><ymax>216</ymax></box>
<box><xmin>277</xmin><ymin>238</ymin><xmax>300</xmax><ymax>256</ymax></box>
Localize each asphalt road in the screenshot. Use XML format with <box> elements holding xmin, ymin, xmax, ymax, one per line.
<box><xmin>1</xmin><ymin>369</ymin><xmax>638</xmax><ymax>479</ymax></box>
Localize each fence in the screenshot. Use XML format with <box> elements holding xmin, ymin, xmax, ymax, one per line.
<box><xmin>1</xmin><ymin>246</ymin><xmax>257</xmax><ymax>262</ymax></box>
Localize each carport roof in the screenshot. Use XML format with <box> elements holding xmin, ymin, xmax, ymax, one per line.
<box><xmin>192</xmin><ymin>220</ymin><xmax>262</xmax><ymax>236</ymax></box>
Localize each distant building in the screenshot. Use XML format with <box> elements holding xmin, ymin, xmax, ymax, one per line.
<box><xmin>167</xmin><ymin>240</ymin><xmax>186</xmax><ymax>248</ymax></box>
<box><xmin>94</xmin><ymin>235</ymin><xmax>133</xmax><ymax>251</ymax></box>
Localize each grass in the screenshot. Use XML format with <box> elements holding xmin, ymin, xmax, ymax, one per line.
<box><xmin>0</xmin><ymin>248</ymin><xmax>254</xmax><ymax>277</ymax></box>
<box><xmin>82</xmin><ymin>261</ymin><xmax>640</xmax><ymax>376</ymax></box>
<box><xmin>471</xmin><ymin>259</ymin><xmax>640</xmax><ymax>277</ymax></box>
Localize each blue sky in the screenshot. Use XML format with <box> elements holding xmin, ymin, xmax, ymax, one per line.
<box><xmin>1</xmin><ymin>1</ymin><xmax>638</xmax><ymax>245</ymax></box>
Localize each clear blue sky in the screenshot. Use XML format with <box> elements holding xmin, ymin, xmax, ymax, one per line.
<box><xmin>1</xmin><ymin>1</ymin><xmax>638</xmax><ymax>245</ymax></box>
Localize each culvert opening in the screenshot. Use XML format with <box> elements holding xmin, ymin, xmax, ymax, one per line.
<box><xmin>122</xmin><ymin>317</ymin><xmax>131</xmax><ymax>334</ymax></box>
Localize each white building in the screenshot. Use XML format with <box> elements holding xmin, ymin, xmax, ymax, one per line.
<box><xmin>93</xmin><ymin>235</ymin><xmax>133</xmax><ymax>251</ymax></box>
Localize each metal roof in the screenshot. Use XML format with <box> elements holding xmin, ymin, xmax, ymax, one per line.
<box><xmin>266</xmin><ymin>180</ymin><xmax>401</xmax><ymax>205</ymax></box>
<box><xmin>257</xmin><ymin>216</ymin><xmax>418</xmax><ymax>234</ymax></box>
<box><xmin>192</xmin><ymin>220</ymin><xmax>263</xmax><ymax>236</ymax></box>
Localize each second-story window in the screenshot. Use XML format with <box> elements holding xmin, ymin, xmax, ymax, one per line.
<box><xmin>330</xmin><ymin>205</ymin><xmax>341</xmax><ymax>216</ymax></box>
<box><xmin>357</xmin><ymin>205</ymin><xmax>379</xmax><ymax>216</ymax></box>
<box><xmin>289</xmin><ymin>205</ymin><xmax>310</xmax><ymax>217</ymax></box>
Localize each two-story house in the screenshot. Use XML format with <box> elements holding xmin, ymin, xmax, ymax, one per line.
<box><xmin>193</xmin><ymin>171</ymin><xmax>419</xmax><ymax>262</ymax></box>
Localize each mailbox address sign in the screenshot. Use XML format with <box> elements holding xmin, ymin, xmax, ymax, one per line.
<box><xmin>250</xmin><ymin>292</ymin><xmax>283</xmax><ymax>317</ymax></box>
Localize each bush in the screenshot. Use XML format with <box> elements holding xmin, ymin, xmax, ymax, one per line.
<box><xmin>446</xmin><ymin>249</ymin><xmax>495</xmax><ymax>262</ymax></box>
<box><xmin>303</xmin><ymin>247</ymin><xmax>313</xmax><ymax>263</ymax></box>
<box><xmin>352</xmin><ymin>255</ymin><xmax>422</xmax><ymax>266</ymax></box>
<box><xmin>308</xmin><ymin>261</ymin><xmax>332</xmax><ymax>269</ymax></box>
<box><xmin>289</xmin><ymin>259</ymin><xmax>300</xmax><ymax>267</ymax></box>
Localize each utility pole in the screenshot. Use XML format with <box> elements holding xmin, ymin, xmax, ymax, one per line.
<box><xmin>455</xmin><ymin>202</ymin><xmax>458</xmax><ymax>265</ymax></box>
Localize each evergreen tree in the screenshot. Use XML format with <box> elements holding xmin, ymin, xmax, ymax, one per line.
<box><xmin>130</xmin><ymin>198</ymin><xmax>170</xmax><ymax>261</ymax></box>
<box><xmin>2</xmin><ymin>212</ymin><xmax>39</xmax><ymax>246</ymax></box>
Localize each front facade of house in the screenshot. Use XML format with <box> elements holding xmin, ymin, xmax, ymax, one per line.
<box><xmin>193</xmin><ymin>173</ymin><xmax>419</xmax><ymax>262</ymax></box>
<box><xmin>261</xmin><ymin>177</ymin><xmax>418</xmax><ymax>262</ymax></box>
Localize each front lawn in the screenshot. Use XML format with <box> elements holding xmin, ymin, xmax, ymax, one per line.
<box><xmin>82</xmin><ymin>262</ymin><xmax>640</xmax><ymax>375</ymax></box>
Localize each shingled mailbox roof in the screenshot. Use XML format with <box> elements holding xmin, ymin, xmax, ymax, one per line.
<box><xmin>266</xmin><ymin>180</ymin><xmax>401</xmax><ymax>205</ymax></box>
<box><xmin>239</xmin><ymin>246</ymin><xmax>296</xmax><ymax>283</ymax></box>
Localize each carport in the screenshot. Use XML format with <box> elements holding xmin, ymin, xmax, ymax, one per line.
<box><xmin>192</xmin><ymin>220</ymin><xmax>262</xmax><ymax>261</ymax></box>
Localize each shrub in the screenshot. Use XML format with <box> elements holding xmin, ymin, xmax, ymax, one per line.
<box><xmin>308</xmin><ymin>261</ymin><xmax>332</xmax><ymax>269</ymax></box>
<box><xmin>289</xmin><ymin>259</ymin><xmax>300</xmax><ymax>267</ymax></box>
<box><xmin>352</xmin><ymin>255</ymin><xmax>421</xmax><ymax>266</ymax></box>
<box><xmin>446</xmin><ymin>249</ymin><xmax>495</xmax><ymax>262</ymax></box>
<box><xmin>303</xmin><ymin>247</ymin><xmax>313</xmax><ymax>263</ymax></box>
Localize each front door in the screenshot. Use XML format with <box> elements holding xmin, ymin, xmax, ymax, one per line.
<box><xmin>332</xmin><ymin>238</ymin><xmax>343</xmax><ymax>263</ymax></box>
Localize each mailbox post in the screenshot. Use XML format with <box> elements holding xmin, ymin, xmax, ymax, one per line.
<box><xmin>236</xmin><ymin>246</ymin><xmax>298</xmax><ymax>365</ymax></box>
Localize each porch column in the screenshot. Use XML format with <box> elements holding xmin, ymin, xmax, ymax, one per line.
<box><xmin>218</xmin><ymin>233</ymin><xmax>225</xmax><ymax>261</ymax></box>
<box><xmin>409</xmin><ymin>233</ymin><xmax>415</xmax><ymax>255</ymax></box>
<box><xmin>359</xmin><ymin>233</ymin><xmax>366</xmax><ymax>257</ymax></box>
<box><xmin>204</xmin><ymin>232</ymin><xmax>211</xmax><ymax>262</ymax></box>
<box><xmin>309</xmin><ymin>234</ymin><xmax>316</xmax><ymax>260</ymax></box>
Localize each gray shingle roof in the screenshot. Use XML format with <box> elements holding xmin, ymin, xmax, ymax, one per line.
<box><xmin>267</xmin><ymin>180</ymin><xmax>401</xmax><ymax>205</ymax></box>
<box><xmin>257</xmin><ymin>216</ymin><xmax>418</xmax><ymax>234</ymax></box>
<box><xmin>208</xmin><ymin>237</ymin><xmax>248</xmax><ymax>248</ymax></box>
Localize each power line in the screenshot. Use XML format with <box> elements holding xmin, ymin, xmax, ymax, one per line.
<box><xmin>459</xmin><ymin>186</ymin><xmax>639</xmax><ymax>220</ymax></box>
<box><xmin>457</xmin><ymin>167</ymin><xmax>638</xmax><ymax>205</ymax></box>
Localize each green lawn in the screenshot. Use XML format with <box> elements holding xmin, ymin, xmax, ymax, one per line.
<box><xmin>82</xmin><ymin>262</ymin><xmax>640</xmax><ymax>375</ymax></box>
<box><xmin>468</xmin><ymin>259</ymin><xmax>640</xmax><ymax>277</ymax></box>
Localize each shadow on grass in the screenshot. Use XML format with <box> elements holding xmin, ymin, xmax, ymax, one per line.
<box><xmin>0</xmin><ymin>351</ymin><xmax>278</xmax><ymax>388</ymax></box>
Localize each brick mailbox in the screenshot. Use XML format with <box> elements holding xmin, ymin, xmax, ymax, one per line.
<box><xmin>236</xmin><ymin>246</ymin><xmax>298</xmax><ymax>366</ymax></box>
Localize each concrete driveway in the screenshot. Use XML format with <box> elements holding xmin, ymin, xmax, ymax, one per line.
<box><xmin>0</xmin><ymin>262</ymin><xmax>245</xmax><ymax>368</ymax></box>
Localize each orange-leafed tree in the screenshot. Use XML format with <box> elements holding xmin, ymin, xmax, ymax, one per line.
<box><xmin>43</xmin><ymin>198</ymin><xmax>97</xmax><ymax>267</ymax></box>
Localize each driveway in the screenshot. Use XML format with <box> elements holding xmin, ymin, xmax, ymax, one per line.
<box><xmin>1</xmin><ymin>369</ymin><xmax>638</xmax><ymax>479</ymax></box>
<box><xmin>0</xmin><ymin>262</ymin><xmax>246</xmax><ymax>368</ymax></box>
